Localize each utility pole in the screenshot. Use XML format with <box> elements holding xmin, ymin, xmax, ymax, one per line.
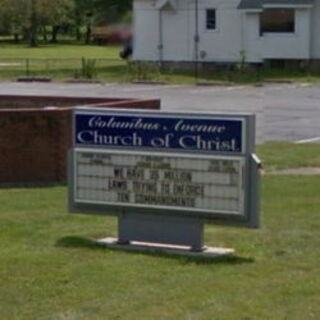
<box><xmin>194</xmin><ymin>0</ymin><xmax>200</xmax><ymax>83</ymax></box>
<box><xmin>158</xmin><ymin>8</ymin><xmax>164</xmax><ymax>69</ymax></box>
<box><xmin>30</xmin><ymin>0</ymin><xmax>38</xmax><ymax>47</ymax></box>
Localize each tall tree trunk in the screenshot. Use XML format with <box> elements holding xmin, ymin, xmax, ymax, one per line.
<box><xmin>76</xmin><ymin>26</ymin><xmax>81</xmax><ymax>41</ymax></box>
<box><xmin>42</xmin><ymin>27</ymin><xmax>48</xmax><ymax>42</ymax></box>
<box><xmin>13</xmin><ymin>33</ymin><xmax>20</xmax><ymax>44</ymax></box>
<box><xmin>85</xmin><ymin>23</ymin><xmax>91</xmax><ymax>45</ymax></box>
<box><xmin>29</xmin><ymin>0</ymin><xmax>38</xmax><ymax>47</ymax></box>
<box><xmin>74</xmin><ymin>10</ymin><xmax>82</xmax><ymax>41</ymax></box>
<box><xmin>51</xmin><ymin>26</ymin><xmax>59</xmax><ymax>43</ymax></box>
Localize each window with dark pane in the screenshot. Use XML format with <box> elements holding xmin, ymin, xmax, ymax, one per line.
<box><xmin>260</xmin><ymin>9</ymin><xmax>295</xmax><ymax>34</ymax></box>
<box><xmin>206</xmin><ymin>9</ymin><xmax>216</xmax><ymax>30</ymax></box>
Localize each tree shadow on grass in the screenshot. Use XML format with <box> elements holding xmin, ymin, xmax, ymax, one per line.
<box><xmin>56</xmin><ymin>236</ymin><xmax>103</xmax><ymax>250</ymax></box>
<box><xmin>0</xmin><ymin>182</ymin><xmax>67</xmax><ymax>189</ymax></box>
<box><xmin>56</xmin><ymin>236</ymin><xmax>255</xmax><ymax>265</ymax></box>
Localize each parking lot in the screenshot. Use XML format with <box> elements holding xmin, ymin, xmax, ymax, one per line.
<box><xmin>1</xmin><ymin>81</ymin><xmax>319</xmax><ymax>144</ymax></box>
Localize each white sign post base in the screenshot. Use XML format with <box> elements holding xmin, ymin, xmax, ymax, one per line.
<box><xmin>96</xmin><ymin>237</ymin><xmax>234</xmax><ymax>259</ymax></box>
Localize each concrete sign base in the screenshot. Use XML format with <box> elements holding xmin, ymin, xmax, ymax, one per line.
<box><xmin>118</xmin><ymin>213</ymin><xmax>205</xmax><ymax>252</ymax></box>
<box><xmin>96</xmin><ymin>237</ymin><xmax>234</xmax><ymax>259</ymax></box>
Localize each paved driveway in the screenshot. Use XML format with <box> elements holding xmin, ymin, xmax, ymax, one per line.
<box><xmin>1</xmin><ymin>81</ymin><xmax>319</xmax><ymax>144</ymax></box>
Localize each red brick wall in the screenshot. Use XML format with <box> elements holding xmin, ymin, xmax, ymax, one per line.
<box><xmin>0</xmin><ymin>96</ymin><xmax>160</xmax><ymax>185</ymax></box>
<box><xmin>0</xmin><ymin>95</ymin><xmax>130</xmax><ymax>109</ymax></box>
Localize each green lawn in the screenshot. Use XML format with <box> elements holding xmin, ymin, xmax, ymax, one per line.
<box><xmin>0</xmin><ymin>42</ymin><xmax>128</xmax><ymax>81</ymax></box>
<box><xmin>1</xmin><ymin>42</ymin><xmax>320</xmax><ymax>83</ymax></box>
<box><xmin>0</xmin><ymin>143</ymin><xmax>320</xmax><ymax>319</ymax></box>
<box><xmin>257</xmin><ymin>141</ymin><xmax>320</xmax><ymax>172</ymax></box>
<box><xmin>0</xmin><ymin>42</ymin><xmax>120</xmax><ymax>59</ymax></box>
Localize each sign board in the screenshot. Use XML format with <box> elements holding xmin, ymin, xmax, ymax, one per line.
<box><xmin>74</xmin><ymin>112</ymin><xmax>246</xmax><ymax>153</ymax></box>
<box><xmin>69</xmin><ymin>109</ymin><xmax>260</xmax><ymax>228</ymax></box>
<box><xmin>73</xmin><ymin>149</ymin><xmax>244</xmax><ymax>216</ymax></box>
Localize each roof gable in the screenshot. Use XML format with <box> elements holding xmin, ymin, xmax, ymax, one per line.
<box><xmin>238</xmin><ymin>0</ymin><xmax>314</xmax><ymax>9</ymax></box>
<box><xmin>155</xmin><ymin>0</ymin><xmax>177</xmax><ymax>11</ymax></box>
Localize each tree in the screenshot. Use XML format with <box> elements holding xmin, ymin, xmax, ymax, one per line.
<box><xmin>94</xmin><ymin>0</ymin><xmax>132</xmax><ymax>24</ymax></box>
<box><xmin>0</xmin><ymin>0</ymin><xmax>73</xmax><ymax>46</ymax></box>
<box><xmin>72</xmin><ymin>0</ymin><xmax>90</xmax><ymax>42</ymax></box>
<box><xmin>37</xmin><ymin>0</ymin><xmax>74</xmax><ymax>43</ymax></box>
<box><xmin>0</xmin><ymin>0</ymin><xmax>132</xmax><ymax>45</ymax></box>
<box><xmin>72</xmin><ymin>0</ymin><xmax>132</xmax><ymax>44</ymax></box>
<box><xmin>0</xmin><ymin>0</ymin><xmax>28</xmax><ymax>43</ymax></box>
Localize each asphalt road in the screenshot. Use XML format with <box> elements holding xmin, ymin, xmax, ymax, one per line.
<box><xmin>1</xmin><ymin>81</ymin><xmax>319</xmax><ymax>144</ymax></box>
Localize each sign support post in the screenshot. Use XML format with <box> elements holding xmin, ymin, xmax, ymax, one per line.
<box><xmin>118</xmin><ymin>213</ymin><xmax>204</xmax><ymax>252</ymax></box>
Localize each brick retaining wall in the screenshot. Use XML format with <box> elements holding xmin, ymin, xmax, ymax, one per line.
<box><xmin>0</xmin><ymin>95</ymin><xmax>160</xmax><ymax>185</ymax></box>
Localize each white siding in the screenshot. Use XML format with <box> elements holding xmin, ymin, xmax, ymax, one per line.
<box><xmin>162</xmin><ymin>8</ymin><xmax>191</xmax><ymax>61</ymax></box>
<box><xmin>243</xmin><ymin>9</ymin><xmax>311</xmax><ymax>62</ymax></box>
<box><xmin>242</xmin><ymin>13</ymin><xmax>263</xmax><ymax>62</ymax></box>
<box><xmin>133</xmin><ymin>0</ymin><xmax>244</xmax><ymax>62</ymax></box>
<box><xmin>133</xmin><ymin>0</ymin><xmax>160</xmax><ymax>61</ymax></box>
<box><xmin>261</xmin><ymin>9</ymin><xmax>311</xmax><ymax>60</ymax></box>
<box><xmin>198</xmin><ymin>1</ymin><xmax>244</xmax><ymax>62</ymax></box>
<box><xmin>311</xmin><ymin>0</ymin><xmax>320</xmax><ymax>58</ymax></box>
<box><xmin>133</xmin><ymin>0</ymin><xmax>317</xmax><ymax>63</ymax></box>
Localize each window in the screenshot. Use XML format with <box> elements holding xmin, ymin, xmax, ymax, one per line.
<box><xmin>260</xmin><ymin>9</ymin><xmax>295</xmax><ymax>34</ymax></box>
<box><xmin>206</xmin><ymin>9</ymin><xmax>216</xmax><ymax>30</ymax></box>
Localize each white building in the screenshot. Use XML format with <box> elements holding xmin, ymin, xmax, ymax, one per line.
<box><xmin>133</xmin><ymin>0</ymin><xmax>320</xmax><ymax>64</ymax></box>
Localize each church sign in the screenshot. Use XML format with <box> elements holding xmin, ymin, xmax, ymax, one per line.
<box><xmin>74</xmin><ymin>112</ymin><xmax>245</xmax><ymax>153</ymax></box>
<box><xmin>68</xmin><ymin>109</ymin><xmax>261</xmax><ymax>251</ymax></box>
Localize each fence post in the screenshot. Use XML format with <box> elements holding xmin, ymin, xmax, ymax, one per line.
<box><xmin>45</xmin><ymin>59</ymin><xmax>50</xmax><ymax>75</ymax></box>
<box><xmin>26</xmin><ymin>59</ymin><xmax>30</xmax><ymax>77</ymax></box>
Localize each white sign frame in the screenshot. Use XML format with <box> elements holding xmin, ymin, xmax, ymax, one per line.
<box><xmin>73</xmin><ymin>148</ymin><xmax>246</xmax><ymax>217</ymax></box>
<box><xmin>69</xmin><ymin>109</ymin><xmax>260</xmax><ymax>229</ymax></box>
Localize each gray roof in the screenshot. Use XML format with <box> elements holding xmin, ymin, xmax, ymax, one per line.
<box><xmin>238</xmin><ymin>0</ymin><xmax>314</xmax><ymax>9</ymax></box>
<box><xmin>238</xmin><ymin>0</ymin><xmax>262</xmax><ymax>10</ymax></box>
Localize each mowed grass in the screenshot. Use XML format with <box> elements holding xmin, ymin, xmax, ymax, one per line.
<box><xmin>1</xmin><ymin>42</ymin><xmax>320</xmax><ymax>83</ymax></box>
<box><xmin>0</xmin><ymin>42</ymin><xmax>128</xmax><ymax>81</ymax></box>
<box><xmin>1</xmin><ymin>143</ymin><xmax>320</xmax><ymax>320</ymax></box>
<box><xmin>257</xmin><ymin>141</ymin><xmax>320</xmax><ymax>171</ymax></box>
<box><xmin>0</xmin><ymin>42</ymin><xmax>120</xmax><ymax>59</ymax></box>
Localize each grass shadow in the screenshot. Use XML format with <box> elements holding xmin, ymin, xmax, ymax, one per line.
<box><xmin>56</xmin><ymin>236</ymin><xmax>103</xmax><ymax>250</ymax></box>
<box><xmin>57</xmin><ymin>236</ymin><xmax>255</xmax><ymax>265</ymax></box>
<box><xmin>0</xmin><ymin>181</ymin><xmax>66</xmax><ymax>189</ymax></box>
